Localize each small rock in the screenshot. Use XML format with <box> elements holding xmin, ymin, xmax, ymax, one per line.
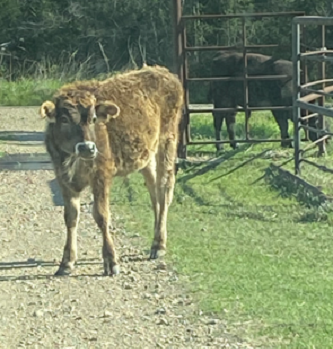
<box><xmin>33</xmin><ymin>309</ymin><xmax>44</xmax><ymax>318</ymax></box>
<box><xmin>155</xmin><ymin>307</ymin><xmax>166</xmax><ymax>315</ymax></box>
<box><xmin>156</xmin><ymin>318</ymin><xmax>169</xmax><ymax>326</ymax></box>
<box><xmin>104</xmin><ymin>310</ymin><xmax>112</xmax><ymax>317</ymax></box>
<box><xmin>131</xmin><ymin>266</ymin><xmax>139</xmax><ymax>272</ymax></box>
<box><xmin>129</xmin><ymin>275</ymin><xmax>136</xmax><ymax>282</ymax></box>
<box><xmin>123</xmin><ymin>283</ymin><xmax>133</xmax><ymax>290</ymax></box>
<box><xmin>157</xmin><ymin>262</ymin><xmax>167</xmax><ymax>271</ymax></box>
<box><xmin>207</xmin><ymin>318</ymin><xmax>219</xmax><ymax>325</ymax></box>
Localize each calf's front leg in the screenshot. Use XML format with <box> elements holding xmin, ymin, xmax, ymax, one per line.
<box><xmin>92</xmin><ymin>172</ymin><xmax>119</xmax><ymax>276</ymax></box>
<box><xmin>55</xmin><ymin>188</ymin><xmax>80</xmax><ymax>276</ymax></box>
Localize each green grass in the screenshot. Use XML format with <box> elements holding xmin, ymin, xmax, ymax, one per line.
<box><xmin>109</xmin><ymin>111</ymin><xmax>333</xmax><ymax>348</ymax></box>
<box><xmin>0</xmin><ymin>79</ymin><xmax>63</xmax><ymax>106</ymax></box>
<box><xmin>0</xmin><ymin>72</ymin><xmax>121</xmax><ymax>106</ymax></box>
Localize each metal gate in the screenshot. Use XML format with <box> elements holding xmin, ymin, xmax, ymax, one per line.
<box><xmin>171</xmin><ymin>0</ymin><xmax>305</xmax><ymax>159</ymax></box>
<box><xmin>292</xmin><ymin>16</ymin><xmax>333</xmax><ymax>175</ymax></box>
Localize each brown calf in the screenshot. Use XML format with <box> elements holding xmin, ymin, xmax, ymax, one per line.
<box><xmin>40</xmin><ymin>65</ymin><xmax>184</xmax><ymax>276</ymax></box>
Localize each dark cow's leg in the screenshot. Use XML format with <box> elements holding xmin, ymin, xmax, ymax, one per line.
<box><xmin>307</xmin><ymin>116</ymin><xmax>319</xmax><ymax>142</ymax></box>
<box><xmin>225</xmin><ymin>112</ymin><xmax>238</xmax><ymax>149</ymax></box>
<box><xmin>55</xmin><ymin>188</ymin><xmax>80</xmax><ymax>276</ymax></box>
<box><xmin>213</xmin><ymin>111</ymin><xmax>224</xmax><ymax>151</ymax></box>
<box><xmin>245</xmin><ymin>110</ymin><xmax>252</xmax><ymax>140</ymax></box>
<box><xmin>272</xmin><ymin>110</ymin><xmax>292</xmax><ymax>148</ymax></box>
<box><xmin>92</xmin><ymin>172</ymin><xmax>119</xmax><ymax>276</ymax></box>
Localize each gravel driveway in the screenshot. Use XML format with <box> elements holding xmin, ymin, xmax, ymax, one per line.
<box><xmin>0</xmin><ymin>107</ymin><xmax>252</xmax><ymax>348</ymax></box>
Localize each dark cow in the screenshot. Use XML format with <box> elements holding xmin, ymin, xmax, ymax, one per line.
<box><xmin>209</xmin><ymin>51</ymin><xmax>320</xmax><ymax>151</ymax></box>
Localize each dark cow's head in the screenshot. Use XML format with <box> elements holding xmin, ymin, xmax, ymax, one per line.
<box><xmin>40</xmin><ymin>90</ymin><xmax>120</xmax><ymax>160</ymax></box>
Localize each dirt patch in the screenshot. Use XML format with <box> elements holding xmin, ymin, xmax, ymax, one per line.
<box><xmin>0</xmin><ymin>108</ymin><xmax>252</xmax><ymax>348</ymax></box>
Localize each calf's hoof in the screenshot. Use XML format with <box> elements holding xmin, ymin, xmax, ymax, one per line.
<box><xmin>103</xmin><ymin>258</ymin><xmax>120</xmax><ymax>276</ymax></box>
<box><xmin>150</xmin><ymin>247</ymin><xmax>166</xmax><ymax>259</ymax></box>
<box><xmin>54</xmin><ymin>264</ymin><xmax>73</xmax><ymax>276</ymax></box>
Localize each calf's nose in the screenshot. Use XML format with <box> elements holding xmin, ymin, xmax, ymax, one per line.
<box><xmin>75</xmin><ymin>141</ymin><xmax>97</xmax><ymax>158</ymax></box>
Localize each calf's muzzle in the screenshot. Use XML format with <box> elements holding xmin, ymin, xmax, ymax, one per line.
<box><xmin>75</xmin><ymin>141</ymin><xmax>97</xmax><ymax>159</ymax></box>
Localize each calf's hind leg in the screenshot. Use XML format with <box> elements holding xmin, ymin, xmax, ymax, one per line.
<box><xmin>150</xmin><ymin>136</ymin><xmax>177</xmax><ymax>259</ymax></box>
<box><xmin>55</xmin><ymin>189</ymin><xmax>80</xmax><ymax>276</ymax></box>
<box><xmin>140</xmin><ymin>158</ymin><xmax>159</xmax><ymax>235</ymax></box>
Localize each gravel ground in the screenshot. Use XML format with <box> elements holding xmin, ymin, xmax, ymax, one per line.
<box><xmin>0</xmin><ymin>107</ymin><xmax>253</xmax><ymax>349</ymax></box>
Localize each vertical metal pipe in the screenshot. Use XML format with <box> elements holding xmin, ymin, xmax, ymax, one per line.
<box><xmin>292</xmin><ymin>20</ymin><xmax>301</xmax><ymax>175</ymax></box>
<box><xmin>301</xmin><ymin>23</ymin><xmax>309</xmax><ymax>140</ymax></box>
<box><xmin>317</xmin><ymin>24</ymin><xmax>326</xmax><ymax>156</ymax></box>
<box><xmin>242</xmin><ymin>17</ymin><xmax>250</xmax><ymax>140</ymax></box>
<box><xmin>171</xmin><ymin>0</ymin><xmax>187</xmax><ymax>159</ymax></box>
<box><xmin>171</xmin><ymin>0</ymin><xmax>184</xmax><ymax>82</ymax></box>
<box><xmin>182</xmin><ymin>25</ymin><xmax>191</xmax><ymax>144</ymax></box>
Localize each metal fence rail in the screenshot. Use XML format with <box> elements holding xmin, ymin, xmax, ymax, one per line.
<box><xmin>171</xmin><ymin>0</ymin><xmax>305</xmax><ymax>159</ymax></box>
<box><xmin>292</xmin><ymin>16</ymin><xmax>333</xmax><ymax>175</ymax></box>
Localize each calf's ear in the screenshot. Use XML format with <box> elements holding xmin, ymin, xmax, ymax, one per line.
<box><xmin>40</xmin><ymin>101</ymin><xmax>56</xmax><ymax>122</ymax></box>
<box><xmin>95</xmin><ymin>101</ymin><xmax>120</xmax><ymax>122</ymax></box>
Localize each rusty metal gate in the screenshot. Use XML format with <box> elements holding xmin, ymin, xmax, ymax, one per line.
<box><xmin>171</xmin><ymin>0</ymin><xmax>305</xmax><ymax>159</ymax></box>
<box><xmin>292</xmin><ymin>16</ymin><xmax>333</xmax><ymax>175</ymax></box>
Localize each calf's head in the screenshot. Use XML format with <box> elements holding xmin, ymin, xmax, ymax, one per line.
<box><xmin>40</xmin><ymin>91</ymin><xmax>120</xmax><ymax>160</ymax></box>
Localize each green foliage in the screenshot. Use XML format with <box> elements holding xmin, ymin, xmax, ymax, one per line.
<box><xmin>0</xmin><ymin>79</ymin><xmax>63</xmax><ymax>106</ymax></box>
<box><xmin>0</xmin><ymin>0</ymin><xmax>331</xmax><ymax>89</ymax></box>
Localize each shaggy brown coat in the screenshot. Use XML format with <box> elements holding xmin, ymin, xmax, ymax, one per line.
<box><xmin>40</xmin><ymin>65</ymin><xmax>184</xmax><ymax>276</ymax></box>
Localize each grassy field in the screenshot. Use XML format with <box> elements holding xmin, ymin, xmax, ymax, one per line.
<box><xmin>0</xmin><ymin>79</ymin><xmax>64</xmax><ymax>106</ymax></box>
<box><xmin>0</xmin><ymin>71</ymin><xmax>119</xmax><ymax>106</ymax></box>
<box><xmin>110</xmin><ymin>111</ymin><xmax>333</xmax><ymax>348</ymax></box>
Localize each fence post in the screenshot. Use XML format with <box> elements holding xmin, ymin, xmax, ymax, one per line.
<box><xmin>292</xmin><ymin>19</ymin><xmax>301</xmax><ymax>175</ymax></box>
<box><xmin>171</xmin><ymin>0</ymin><xmax>187</xmax><ymax>161</ymax></box>
<box><xmin>317</xmin><ymin>24</ymin><xmax>326</xmax><ymax>156</ymax></box>
<box><xmin>242</xmin><ymin>17</ymin><xmax>250</xmax><ymax>141</ymax></box>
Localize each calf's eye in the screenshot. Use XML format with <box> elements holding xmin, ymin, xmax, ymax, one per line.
<box><xmin>60</xmin><ymin>116</ymin><xmax>69</xmax><ymax>124</ymax></box>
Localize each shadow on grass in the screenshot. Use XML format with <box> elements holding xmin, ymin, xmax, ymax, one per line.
<box><xmin>265</xmin><ymin>165</ymin><xmax>327</xmax><ymax>208</ymax></box>
<box><xmin>179</xmin><ymin>144</ymin><xmax>252</xmax><ymax>182</ymax></box>
<box><xmin>208</xmin><ymin>149</ymin><xmax>272</xmax><ymax>182</ymax></box>
<box><xmin>264</xmin><ymin>164</ymin><xmax>333</xmax><ymax>222</ymax></box>
<box><xmin>177</xmin><ymin>147</ymin><xmax>279</xmax><ymax>213</ymax></box>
